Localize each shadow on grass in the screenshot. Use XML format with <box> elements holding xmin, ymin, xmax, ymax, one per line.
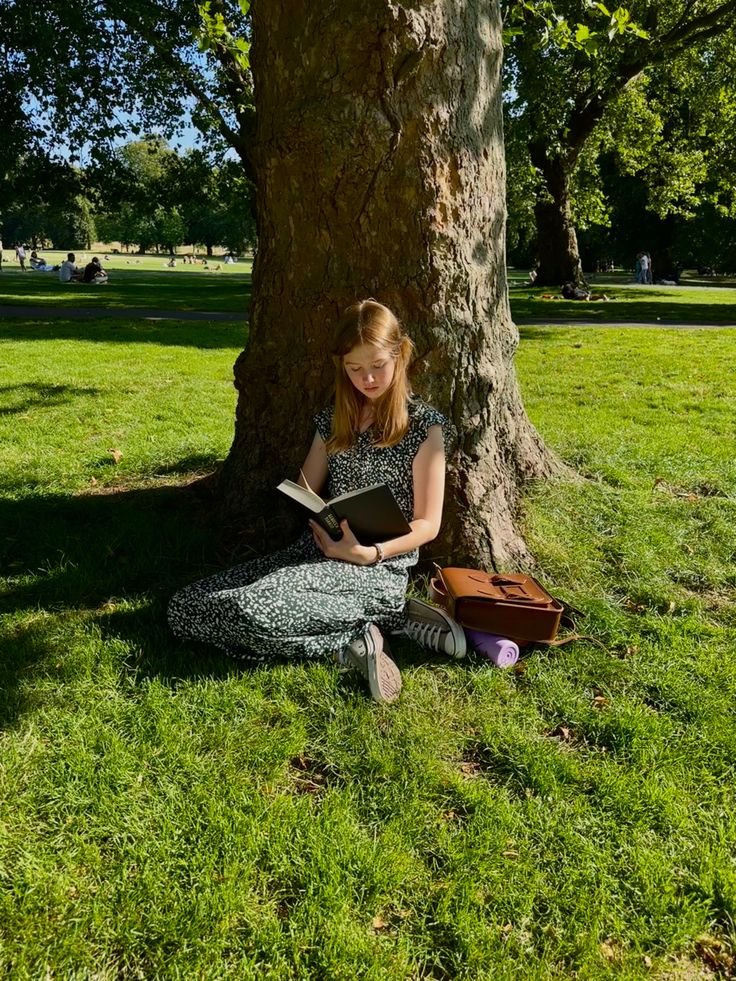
<box><xmin>0</xmin><ymin>476</ymin><xmax>434</xmax><ymax>728</ymax></box>
<box><xmin>0</xmin><ymin>478</ymin><xmax>243</xmax><ymax>727</ymax></box>
<box><xmin>510</xmin><ymin>292</ymin><xmax>736</xmax><ymax>325</ymax></box>
<box><xmin>518</xmin><ymin>326</ymin><xmax>580</xmax><ymax>343</ymax></box>
<box><xmin>0</xmin><ymin>319</ymin><xmax>247</xmax><ymax>349</ymax></box>
<box><xmin>680</xmin><ymin>276</ymin><xmax>736</xmax><ymax>289</ymax></box>
<box><xmin>0</xmin><ymin>382</ymin><xmax>103</xmax><ymax>416</ymax></box>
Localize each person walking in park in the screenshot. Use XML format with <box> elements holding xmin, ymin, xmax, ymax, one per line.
<box><xmin>168</xmin><ymin>299</ymin><xmax>465</xmax><ymax>704</ymax></box>
<box><xmin>639</xmin><ymin>250</ymin><xmax>650</xmax><ymax>284</ymax></box>
<box><xmin>15</xmin><ymin>242</ymin><xmax>27</xmax><ymax>271</ymax></box>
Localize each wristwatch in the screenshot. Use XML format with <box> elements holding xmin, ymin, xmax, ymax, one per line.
<box><xmin>372</xmin><ymin>543</ymin><xmax>385</xmax><ymax>565</ymax></box>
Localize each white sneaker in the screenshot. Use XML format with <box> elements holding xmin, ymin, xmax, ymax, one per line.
<box><xmin>404</xmin><ymin>599</ymin><xmax>467</xmax><ymax>659</ymax></box>
<box><xmin>340</xmin><ymin>623</ymin><xmax>402</xmax><ymax>704</ymax></box>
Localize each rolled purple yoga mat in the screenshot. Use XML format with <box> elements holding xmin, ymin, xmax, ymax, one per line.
<box><xmin>465</xmin><ymin>629</ymin><xmax>520</xmax><ymax>668</ymax></box>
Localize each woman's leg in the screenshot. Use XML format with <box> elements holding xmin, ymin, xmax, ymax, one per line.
<box><xmin>167</xmin><ymin>542</ymin><xmax>310</xmax><ymax>653</ymax></box>
<box><xmin>233</xmin><ymin>559</ymin><xmax>408</xmax><ymax>660</ymax></box>
<box><xmin>168</xmin><ymin>546</ymin><xmax>407</xmax><ymax>663</ymax></box>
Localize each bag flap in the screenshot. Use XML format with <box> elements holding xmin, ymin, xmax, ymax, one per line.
<box><xmin>439</xmin><ymin>568</ymin><xmax>556</xmax><ymax>607</ymax></box>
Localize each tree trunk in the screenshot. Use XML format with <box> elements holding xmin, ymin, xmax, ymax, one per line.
<box><xmin>217</xmin><ymin>0</ymin><xmax>560</xmax><ymax>570</ymax></box>
<box><xmin>529</xmin><ymin>143</ymin><xmax>584</xmax><ymax>286</ymax></box>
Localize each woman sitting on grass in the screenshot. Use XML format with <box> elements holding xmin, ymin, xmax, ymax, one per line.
<box><xmin>168</xmin><ymin>299</ymin><xmax>465</xmax><ymax>704</ymax></box>
<box><xmin>29</xmin><ymin>250</ymin><xmax>57</xmax><ymax>272</ymax></box>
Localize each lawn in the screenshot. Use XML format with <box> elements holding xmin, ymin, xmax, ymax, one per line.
<box><xmin>1</xmin><ymin>311</ymin><xmax>735</xmax><ymax>978</ymax></box>
<box><xmin>0</xmin><ymin>252</ymin><xmax>251</xmax><ymax>314</ymax></box>
<box><xmin>508</xmin><ymin>270</ymin><xmax>736</xmax><ymax>325</ymax></box>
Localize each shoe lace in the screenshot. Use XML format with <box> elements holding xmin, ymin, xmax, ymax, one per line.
<box><xmin>406</xmin><ymin>620</ymin><xmax>446</xmax><ymax>653</ymax></box>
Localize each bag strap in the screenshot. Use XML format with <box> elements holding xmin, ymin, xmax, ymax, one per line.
<box><xmin>531</xmin><ymin>613</ymin><xmax>608</xmax><ymax>652</ymax></box>
<box><xmin>534</xmin><ymin>633</ymin><xmax>609</xmax><ymax>652</ymax></box>
<box><xmin>429</xmin><ymin>574</ymin><xmax>448</xmax><ymax>608</ymax></box>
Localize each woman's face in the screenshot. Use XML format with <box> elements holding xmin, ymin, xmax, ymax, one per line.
<box><xmin>343</xmin><ymin>342</ymin><xmax>396</xmax><ymax>401</ymax></box>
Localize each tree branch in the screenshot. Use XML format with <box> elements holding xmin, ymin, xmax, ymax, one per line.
<box><xmin>565</xmin><ymin>0</ymin><xmax>736</xmax><ymax>164</ymax></box>
<box><xmin>113</xmin><ymin>3</ymin><xmax>256</xmax><ymax>179</ymax></box>
<box><xmin>659</xmin><ymin>0</ymin><xmax>736</xmax><ymax>51</ymax></box>
<box><xmin>204</xmin><ymin>0</ymin><xmax>257</xmax><ymax>178</ymax></box>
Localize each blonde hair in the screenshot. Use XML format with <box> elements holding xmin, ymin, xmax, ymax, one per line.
<box><xmin>326</xmin><ymin>299</ymin><xmax>414</xmax><ymax>453</ymax></box>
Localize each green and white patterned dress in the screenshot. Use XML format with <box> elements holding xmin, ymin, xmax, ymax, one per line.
<box><xmin>167</xmin><ymin>396</ymin><xmax>449</xmax><ymax>663</ymax></box>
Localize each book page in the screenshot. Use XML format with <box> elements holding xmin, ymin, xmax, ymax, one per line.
<box><xmin>277</xmin><ymin>479</ymin><xmax>326</xmax><ymax>513</ymax></box>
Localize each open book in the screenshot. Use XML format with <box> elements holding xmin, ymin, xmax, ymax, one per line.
<box><xmin>277</xmin><ymin>476</ymin><xmax>412</xmax><ymax>545</ymax></box>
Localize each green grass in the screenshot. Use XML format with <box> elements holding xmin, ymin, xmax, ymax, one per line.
<box><xmin>509</xmin><ymin>274</ymin><xmax>736</xmax><ymax>325</ymax></box>
<box><xmin>0</xmin><ymin>253</ymin><xmax>251</xmax><ymax>313</ymax></box>
<box><xmin>2</xmin><ymin>314</ymin><xmax>736</xmax><ymax>977</ymax></box>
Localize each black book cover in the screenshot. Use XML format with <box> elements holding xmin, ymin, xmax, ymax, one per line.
<box><xmin>277</xmin><ymin>480</ymin><xmax>411</xmax><ymax>545</ymax></box>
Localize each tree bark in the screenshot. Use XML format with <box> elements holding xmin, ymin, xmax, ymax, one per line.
<box><xmin>217</xmin><ymin>0</ymin><xmax>560</xmax><ymax>570</ymax></box>
<box><xmin>529</xmin><ymin>143</ymin><xmax>584</xmax><ymax>286</ymax></box>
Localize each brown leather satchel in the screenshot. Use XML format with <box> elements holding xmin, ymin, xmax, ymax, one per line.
<box><xmin>429</xmin><ymin>568</ymin><xmax>565</xmax><ymax>645</ymax></box>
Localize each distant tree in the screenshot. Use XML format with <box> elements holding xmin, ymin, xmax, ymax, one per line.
<box><xmin>96</xmin><ymin>204</ymin><xmax>143</xmax><ymax>252</ymax></box>
<box><xmin>164</xmin><ymin>150</ymin><xmax>256</xmax><ymax>254</ymax></box>
<box><xmin>503</xmin><ymin>0</ymin><xmax>736</xmax><ymax>285</ymax></box>
<box><xmin>218</xmin><ymin>169</ymin><xmax>257</xmax><ymax>253</ymax></box>
<box><xmin>155</xmin><ymin>207</ymin><xmax>187</xmax><ymax>254</ymax></box>
<box><xmin>529</xmin><ymin>33</ymin><xmax>736</xmax><ymax>277</ymax></box>
<box><xmin>46</xmin><ymin>195</ymin><xmax>97</xmax><ymax>249</ymax></box>
<box><xmin>0</xmin><ymin>151</ymin><xmax>100</xmax><ymax>249</ymax></box>
<box><xmin>89</xmin><ymin>140</ymin><xmax>252</xmax><ymax>254</ymax></box>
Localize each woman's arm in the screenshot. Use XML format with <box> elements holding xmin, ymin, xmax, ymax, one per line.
<box><xmin>309</xmin><ymin>424</ymin><xmax>446</xmax><ymax>565</ymax></box>
<box><xmin>380</xmin><ymin>423</ymin><xmax>445</xmax><ymax>559</ymax></box>
<box><xmin>298</xmin><ymin>432</ymin><xmax>329</xmax><ymax>494</ymax></box>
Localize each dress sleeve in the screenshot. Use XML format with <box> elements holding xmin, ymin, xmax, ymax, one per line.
<box><xmin>410</xmin><ymin>399</ymin><xmax>456</xmax><ymax>456</ymax></box>
<box><xmin>313</xmin><ymin>405</ymin><xmax>334</xmax><ymax>443</ymax></box>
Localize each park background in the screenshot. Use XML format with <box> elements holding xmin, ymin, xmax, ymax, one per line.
<box><xmin>2</xmin><ymin>2</ymin><xmax>736</xmax><ymax>979</ymax></box>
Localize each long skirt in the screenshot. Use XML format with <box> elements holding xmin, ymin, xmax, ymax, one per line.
<box><xmin>167</xmin><ymin>534</ymin><xmax>410</xmax><ymax>663</ymax></box>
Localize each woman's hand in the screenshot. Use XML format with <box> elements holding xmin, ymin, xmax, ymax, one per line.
<box><xmin>309</xmin><ymin>519</ymin><xmax>376</xmax><ymax>566</ymax></box>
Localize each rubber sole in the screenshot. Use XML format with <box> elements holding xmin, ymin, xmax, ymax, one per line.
<box><xmin>347</xmin><ymin>624</ymin><xmax>402</xmax><ymax>704</ymax></box>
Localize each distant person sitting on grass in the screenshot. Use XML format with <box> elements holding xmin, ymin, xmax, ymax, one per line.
<box><xmin>562</xmin><ymin>281</ymin><xmax>591</xmax><ymax>300</ymax></box>
<box><xmin>561</xmin><ymin>281</ymin><xmax>609</xmax><ymax>301</ymax></box>
<box><xmin>29</xmin><ymin>250</ymin><xmax>57</xmax><ymax>272</ymax></box>
<box><xmin>59</xmin><ymin>253</ymin><xmax>83</xmax><ymax>283</ymax></box>
<box><xmin>167</xmin><ymin>299</ymin><xmax>466</xmax><ymax>705</ymax></box>
<box><xmin>82</xmin><ymin>256</ymin><xmax>109</xmax><ymax>284</ymax></box>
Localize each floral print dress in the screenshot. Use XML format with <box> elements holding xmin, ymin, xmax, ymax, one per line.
<box><xmin>167</xmin><ymin>396</ymin><xmax>449</xmax><ymax>663</ymax></box>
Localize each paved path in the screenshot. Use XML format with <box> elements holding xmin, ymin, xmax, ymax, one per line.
<box><xmin>0</xmin><ymin>304</ymin><xmax>244</xmax><ymax>322</ymax></box>
<box><xmin>515</xmin><ymin>318</ymin><xmax>736</xmax><ymax>329</ymax></box>
<box><xmin>1</xmin><ymin>305</ymin><xmax>733</xmax><ymax>329</ymax></box>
